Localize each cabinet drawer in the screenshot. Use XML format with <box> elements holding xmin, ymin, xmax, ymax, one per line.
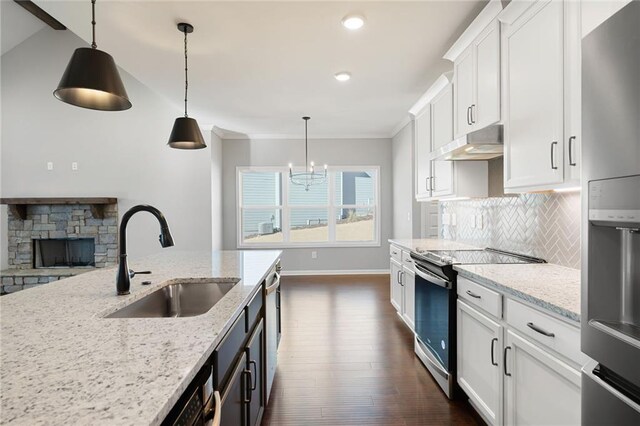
<box><xmin>245</xmin><ymin>288</ymin><xmax>263</xmax><ymax>333</ymax></box>
<box><xmin>390</xmin><ymin>245</ymin><xmax>402</xmax><ymax>262</ymax></box>
<box><xmin>457</xmin><ymin>276</ymin><xmax>502</xmax><ymax>319</ymax></box>
<box><xmin>213</xmin><ymin>309</ymin><xmax>247</xmax><ymax>390</ymax></box>
<box><xmin>505</xmin><ymin>298</ymin><xmax>581</xmax><ymax>363</ymax></box>
<box><xmin>401</xmin><ymin>251</ymin><xmax>415</xmax><ymax>271</ymax></box>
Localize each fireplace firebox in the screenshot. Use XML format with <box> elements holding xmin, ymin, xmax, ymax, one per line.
<box><xmin>33</xmin><ymin>238</ymin><xmax>95</xmax><ymax>268</ymax></box>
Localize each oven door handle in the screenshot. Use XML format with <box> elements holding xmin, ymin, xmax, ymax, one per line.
<box><xmin>414</xmin><ymin>264</ymin><xmax>451</xmax><ymax>289</ymax></box>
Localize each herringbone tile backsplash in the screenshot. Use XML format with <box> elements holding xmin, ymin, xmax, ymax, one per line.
<box><xmin>439</xmin><ymin>192</ymin><xmax>581</xmax><ymax>269</ymax></box>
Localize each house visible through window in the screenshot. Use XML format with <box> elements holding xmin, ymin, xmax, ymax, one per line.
<box><xmin>238</xmin><ymin>167</ymin><xmax>379</xmax><ymax>247</ymax></box>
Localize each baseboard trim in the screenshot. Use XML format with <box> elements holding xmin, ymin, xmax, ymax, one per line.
<box><xmin>280</xmin><ymin>269</ymin><xmax>390</xmax><ymax>276</ymax></box>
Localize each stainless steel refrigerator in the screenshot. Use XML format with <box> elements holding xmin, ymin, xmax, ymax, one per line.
<box><xmin>581</xmin><ymin>1</ymin><xmax>640</xmax><ymax>424</ymax></box>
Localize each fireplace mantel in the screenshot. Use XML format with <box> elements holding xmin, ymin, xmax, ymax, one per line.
<box><xmin>0</xmin><ymin>197</ymin><xmax>117</xmax><ymax>220</ymax></box>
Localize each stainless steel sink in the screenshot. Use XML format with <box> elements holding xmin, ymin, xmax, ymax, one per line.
<box><xmin>106</xmin><ymin>279</ymin><xmax>240</xmax><ymax>318</ymax></box>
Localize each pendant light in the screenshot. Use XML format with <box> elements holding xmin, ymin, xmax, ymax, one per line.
<box><xmin>167</xmin><ymin>23</ymin><xmax>206</xmax><ymax>150</ymax></box>
<box><xmin>53</xmin><ymin>0</ymin><xmax>131</xmax><ymax>111</ymax></box>
<box><xmin>289</xmin><ymin>117</ymin><xmax>327</xmax><ymax>191</ymax></box>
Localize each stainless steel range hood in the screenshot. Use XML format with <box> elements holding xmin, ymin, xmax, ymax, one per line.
<box><xmin>430</xmin><ymin>124</ymin><xmax>503</xmax><ymax>161</ymax></box>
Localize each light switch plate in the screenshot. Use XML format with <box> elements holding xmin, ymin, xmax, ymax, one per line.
<box><xmin>311</xmin><ymin>251</ymin><xmax>317</xmax><ymax>259</ymax></box>
<box><xmin>47</xmin><ymin>162</ymin><xmax>53</xmax><ymax>171</ymax></box>
<box><xmin>71</xmin><ymin>162</ymin><xmax>78</xmax><ymax>171</ymax></box>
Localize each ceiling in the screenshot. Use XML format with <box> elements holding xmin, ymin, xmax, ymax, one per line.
<box><xmin>32</xmin><ymin>1</ymin><xmax>485</xmax><ymax>138</ymax></box>
<box><xmin>1</xmin><ymin>0</ymin><xmax>46</xmax><ymax>56</ymax></box>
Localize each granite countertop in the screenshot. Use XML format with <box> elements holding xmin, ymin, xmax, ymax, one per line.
<box><xmin>454</xmin><ymin>263</ymin><xmax>581</xmax><ymax>322</ymax></box>
<box><xmin>0</xmin><ymin>250</ymin><xmax>281</xmax><ymax>425</ymax></box>
<box><xmin>388</xmin><ymin>238</ymin><xmax>479</xmax><ymax>252</ymax></box>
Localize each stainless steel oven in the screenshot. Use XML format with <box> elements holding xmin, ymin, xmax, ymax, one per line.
<box><xmin>413</xmin><ymin>261</ymin><xmax>455</xmax><ymax>398</ymax></box>
<box><xmin>411</xmin><ymin>248</ymin><xmax>545</xmax><ymax>399</ymax></box>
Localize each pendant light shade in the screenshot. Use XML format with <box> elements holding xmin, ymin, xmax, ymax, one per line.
<box><xmin>168</xmin><ymin>22</ymin><xmax>206</xmax><ymax>150</ymax></box>
<box><xmin>168</xmin><ymin>117</ymin><xmax>206</xmax><ymax>149</ymax></box>
<box><xmin>53</xmin><ymin>1</ymin><xmax>131</xmax><ymax>111</ymax></box>
<box><xmin>54</xmin><ymin>47</ymin><xmax>131</xmax><ymax>111</ymax></box>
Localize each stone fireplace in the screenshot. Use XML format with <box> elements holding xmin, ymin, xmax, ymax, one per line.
<box><xmin>1</xmin><ymin>198</ymin><xmax>118</xmax><ymax>294</ymax></box>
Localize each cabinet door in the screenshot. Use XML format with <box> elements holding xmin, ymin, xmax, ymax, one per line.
<box><xmin>454</xmin><ymin>46</ymin><xmax>474</xmax><ymax>138</ymax></box>
<box><xmin>245</xmin><ymin>320</ymin><xmax>265</xmax><ymax>426</ymax></box>
<box><xmin>390</xmin><ymin>260</ymin><xmax>403</xmax><ymax>313</ymax></box>
<box><xmin>504</xmin><ymin>0</ymin><xmax>565</xmax><ymax>190</ymax></box>
<box><xmin>220</xmin><ymin>352</ymin><xmax>248</xmax><ymax>426</ymax></box>
<box><xmin>414</xmin><ymin>107</ymin><xmax>432</xmax><ymax>199</ymax></box>
<box><xmin>402</xmin><ymin>269</ymin><xmax>415</xmax><ymax>330</ymax></box>
<box><xmin>431</xmin><ymin>83</ymin><xmax>454</xmax><ymax>150</ymax></box>
<box><xmin>431</xmin><ymin>160</ymin><xmax>453</xmax><ymax>198</ymax></box>
<box><xmin>457</xmin><ymin>300</ymin><xmax>502</xmax><ymax>425</ymax></box>
<box><xmin>474</xmin><ymin>20</ymin><xmax>501</xmax><ymax>130</ymax></box>
<box><xmin>564</xmin><ymin>0</ymin><xmax>581</xmax><ymax>185</ymax></box>
<box><xmin>504</xmin><ymin>330</ymin><xmax>581</xmax><ymax>426</ymax></box>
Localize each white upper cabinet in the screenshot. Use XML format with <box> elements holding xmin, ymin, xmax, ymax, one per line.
<box><xmin>414</xmin><ymin>106</ymin><xmax>432</xmax><ymax>200</ymax></box>
<box><xmin>474</xmin><ymin>20</ymin><xmax>502</xmax><ymax>131</ymax></box>
<box><xmin>431</xmin><ymin>83</ymin><xmax>454</xmax><ymax>150</ymax></box>
<box><xmin>501</xmin><ymin>0</ymin><xmax>581</xmax><ymax>192</ymax></box>
<box><xmin>447</xmin><ymin>0</ymin><xmax>503</xmax><ymax>139</ymax></box>
<box><xmin>454</xmin><ymin>47</ymin><xmax>475</xmax><ymax>137</ymax></box>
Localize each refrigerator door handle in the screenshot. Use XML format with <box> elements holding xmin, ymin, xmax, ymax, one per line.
<box><xmin>583</xmin><ymin>360</ymin><xmax>640</xmax><ymax>414</ymax></box>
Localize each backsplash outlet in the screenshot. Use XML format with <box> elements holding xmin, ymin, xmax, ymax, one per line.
<box><xmin>439</xmin><ymin>192</ymin><xmax>580</xmax><ymax>269</ymax></box>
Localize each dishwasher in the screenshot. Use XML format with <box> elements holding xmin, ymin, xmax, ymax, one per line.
<box><xmin>265</xmin><ymin>261</ymin><xmax>281</xmax><ymax>402</ymax></box>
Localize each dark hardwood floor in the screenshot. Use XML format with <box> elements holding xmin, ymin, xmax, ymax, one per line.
<box><xmin>261</xmin><ymin>275</ymin><xmax>482</xmax><ymax>426</ymax></box>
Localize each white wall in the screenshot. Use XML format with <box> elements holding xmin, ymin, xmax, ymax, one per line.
<box><xmin>1</xmin><ymin>28</ymin><xmax>218</xmax><ymax>265</ymax></box>
<box><xmin>221</xmin><ymin>137</ymin><xmax>392</xmax><ymax>273</ymax></box>
<box><xmin>391</xmin><ymin>121</ymin><xmax>422</xmax><ymax>239</ymax></box>
<box><xmin>210</xmin><ymin>132</ymin><xmax>223</xmax><ymax>250</ymax></box>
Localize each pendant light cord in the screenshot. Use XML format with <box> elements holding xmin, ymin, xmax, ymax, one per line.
<box><xmin>91</xmin><ymin>0</ymin><xmax>97</xmax><ymax>49</ymax></box>
<box><xmin>305</xmin><ymin>118</ymin><xmax>309</xmax><ymax>172</ymax></box>
<box><xmin>184</xmin><ymin>29</ymin><xmax>189</xmax><ymax>117</ymax></box>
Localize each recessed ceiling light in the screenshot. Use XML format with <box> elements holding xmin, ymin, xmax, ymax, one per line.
<box><xmin>334</xmin><ymin>71</ymin><xmax>351</xmax><ymax>82</ymax></box>
<box><xmin>342</xmin><ymin>15</ymin><xmax>365</xmax><ymax>30</ymax></box>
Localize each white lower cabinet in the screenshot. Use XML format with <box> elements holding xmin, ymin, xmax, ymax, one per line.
<box><xmin>389</xmin><ymin>246</ymin><xmax>415</xmax><ymax>332</ymax></box>
<box><xmin>390</xmin><ymin>259</ymin><xmax>403</xmax><ymax>313</ymax></box>
<box><xmin>457</xmin><ymin>278</ymin><xmax>582</xmax><ymax>426</ymax></box>
<box><xmin>457</xmin><ymin>300</ymin><xmax>502</xmax><ymax>425</ymax></box>
<box><xmin>402</xmin><ymin>268</ymin><xmax>415</xmax><ymax>330</ymax></box>
<box><xmin>504</xmin><ymin>330</ymin><xmax>581</xmax><ymax>425</ymax></box>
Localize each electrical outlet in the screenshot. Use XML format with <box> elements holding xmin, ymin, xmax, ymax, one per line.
<box><xmin>471</xmin><ymin>215</ymin><xmax>477</xmax><ymax>229</ymax></box>
<box><xmin>477</xmin><ymin>214</ymin><xmax>484</xmax><ymax>230</ymax></box>
<box><xmin>311</xmin><ymin>251</ymin><xmax>317</xmax><ymax>259</ymax></box>
<box><xmin>71</xmin><ymin>162</ymin><xmax>78</xmax><ymax>171</ymax></box>
<box><xmin>47</xmin><ymin>162</ymin><xmax>54</xmax><ymax>171</ymax></box>
<box><xmin>451</xmin><ymin>213</ymin><xmax>457</xmax><ymax>226</ymax></box>
<box><xmin>407</xmin><ymin>212</ymin><xmax>411</xmax><ymax>222</ymax></box>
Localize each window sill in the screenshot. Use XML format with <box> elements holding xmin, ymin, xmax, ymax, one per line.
<box><xmin>237</xmin><ymin>242</ymin><xmax>381</xmax><ymax>249</ymax></box>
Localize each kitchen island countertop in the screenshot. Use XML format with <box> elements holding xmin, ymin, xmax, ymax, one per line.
<box><xmin>0</xmin><ymin>250</ymin><xmax>281</xmax><ymax>425</ymax></box>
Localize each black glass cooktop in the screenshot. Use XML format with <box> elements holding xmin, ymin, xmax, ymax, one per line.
<box><xmin>413</xmin><ymin>248</ymin><xmax>546</xmax><ymax>265</ymax></box>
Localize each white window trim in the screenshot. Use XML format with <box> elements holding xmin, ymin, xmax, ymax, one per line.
<box><xmin>236</xmin><ymin>166</ymin><xmax>381</xmax><ymax>249</ymax></box>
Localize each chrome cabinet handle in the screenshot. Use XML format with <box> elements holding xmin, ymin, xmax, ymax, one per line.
<box><xmin>470</xmin><ymin>104</ymin><xmax>476</xmax><ymax>124</ymax></box>
<box><xmin>568</xmin><ymin>136</ymin><xmax>577</xmax><ymax>166</ymax></box>
<box><xmin>527</xmin><ymin>322</ymin><xmax>555</xmax><ymax>337</ymax></box>
<box><xmin>399</xmin><ymin>271</ymin><xmax>404</xmax><ymax>286</ymax></box>
<box><xmin>491</xmin><ymin>338</ymin><xmax>498</xmax><ymax>366</ymax></box>
<box><xmin>551</xmin><ymin>141</ymin><xmax>558</xmax><ymax>170</ymax></box>
<box><xmin>466</xmin><ymin>290</ymin><xmax>481</xmax><ymax>299</ymax></box>
<box><xmin>467</xmin><ymin>106</ymin><xmax>472</xmax><ymax>125</ymax></box>
<box><xmin>396</xmin><ymin>270</ymin><xmax>401</xmax><ymax>283</ymax></box>
<box><xmin>504</xmin><ymin>346</ymin><xmax>512</xmax><ymax>376</ymax></box>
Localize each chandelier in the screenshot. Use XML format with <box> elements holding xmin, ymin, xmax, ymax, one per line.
<box><xmin>289</xmin><ymin>116</ymin><xmax>327</xmax><ymax>191</ymax></box>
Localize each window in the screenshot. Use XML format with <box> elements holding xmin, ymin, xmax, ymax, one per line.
<box><xmin>238</xmin><ymin>167</ymin><xmax>379</xmax><ymax>247</ymax></box>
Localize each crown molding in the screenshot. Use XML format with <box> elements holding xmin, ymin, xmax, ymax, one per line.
<box><xmin>443</xmin><ymin>0</ymin><xmax>504</xmax><ymax>62</ymax></box>
<box><xmin>219</xmin><ymin>133</ymin><xmax>392</xmax><ymax>140</ymax></box>
<box><xmin>408</xmin><ymin>71</ymin><xmax>453</xmax><ymax>117</ymax></box>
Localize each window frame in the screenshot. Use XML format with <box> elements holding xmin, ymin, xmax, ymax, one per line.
<box><xmin>237</xmin><ymin>166</ymin><xmax>381</xmax><ymax>248</ymax></box>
